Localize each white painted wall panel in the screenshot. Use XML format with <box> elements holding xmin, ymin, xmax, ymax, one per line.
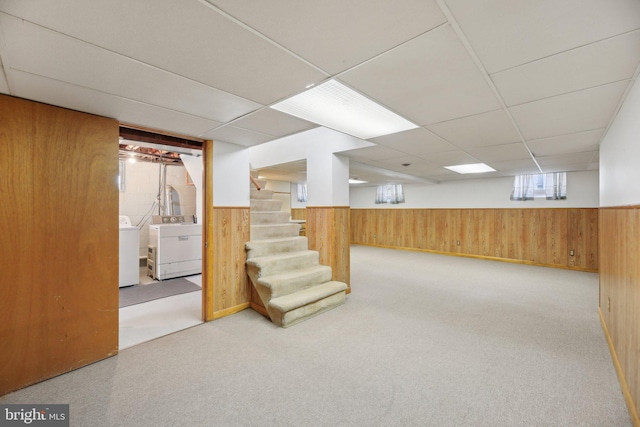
<box><xmin>213</xmin><ymin>141</ymin><xmax>250</xmax><ymax>206</ymax></box>
<box><xmin>600</xmin><ymin>78</ymin><xmax>640</xmax><ymax>207</ymax></box>
<box><xmin>350</xmin><ymin>170</ymin><xmax>599</xmax><ymax>209</ymax></box>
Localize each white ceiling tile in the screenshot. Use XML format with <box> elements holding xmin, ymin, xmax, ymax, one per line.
<box><xmin>427</xmin><ymin>109</ymin><xmax>521</xmax><ymax>149</ymax></box>
<box><xmin>207</xmin><ymin>0</ymin><xmax>446</xmax><ymax>74</ymax></box>
<box><xmin>0</xmin><ymin>0</ymin><xmax>327</xmax><ymax>104</ymax></box>
<box><xmin>535</xmin><ymin>151</ymin><xmax>598</xmax><ymax>167</ymax></box>
<box><xmin>468</xmin><ymin>142</ymin><xmax>531</xmax><ymax>162</ymax></box>
<box><xmin>373</xmin><ymin>156</ymin><xmax>436</xmax><ymax>172</ymax></box>
<box><xmin>423</xmin><ymin>150</ymin><xmax>480</xmax><ymax>167</ymax></box>
<box><xmin>509</xmin><ymin>81</ymin><xmax>629</xmax><ymax>140</ymax></box>
<box><xmin>230</xmin><ymin>109</ymin><xmax>317</xmax><ymax>137</ymax></box>
<box><xmin>488</xmin><ymin>158</ymin><xmax>541</xmax><ymax>175</ymax></box>
<box><xmin>341</xmin><ymin>145</ymin><xmax>409</xmax><ymax>161</ymax></box>
<box><xmin>445</xmin><ymin>0</ymin><xmax>640</xmax><ymax>73</ymax></box>
<box><xmin>587</xmin><ymin>162</ymin><xmax>599</xmax><ymax>171</ymax></box>
<box><xmin>339</xmin><ymin>25</ymin><xmax>501</xmax><ymax>125</ymax></box>
<box><xmin>492</xmin><ymin>30</ymin><xmax>640</xmax><ymax>106</ymax></box>
<box><xmin>527</xmin><ymin>129</ymin><xmax>604</xmax><ymax>157</ymax></box>
<box><xmin>0</xmin><ymin>14</ymin><xmax>262</xmax><ymax>123</ymax></box>
<box><xmin>441</xmin><ymin>172</ymin><xmax>503</xmax><ymax>181</ymax></box>
<box><xmin>10</xmin><ymin>71</ymin><xmax>221</xmax><ymax>137</ymax></box>
<box><xmin>0</xmin><ymin>69</ymin><xmax>8</xmax><ymax>94</ymax></box>
<box><xmin>541</xmin><ymin>164</ymin><xmax>592</xmax><ymax>173</ymax></box>
<box><xmin>201</xmin><ymin>125</ymin><xmax>276</xmax><ymax>147</ymax></box>
<box><xmin>368</xmin><ymin>127</ymin><xmax>457</xmax><ymax>156</ymax></box>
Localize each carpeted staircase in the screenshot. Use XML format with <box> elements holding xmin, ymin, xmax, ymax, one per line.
<box><xmin>246</xmin><ymin>177</ymin><xmax>347</xmax><ymax>327</ymax></box>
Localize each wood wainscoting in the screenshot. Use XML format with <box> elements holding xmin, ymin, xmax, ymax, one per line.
<box><xmin>0</xmin><ymin>95</ymin><xmax>119</xmax><ymax>395</ymax></box>
<box><xmin>291</xmin><ymin>208</ymin><xmax>307</xmax><ymax>221</ymax></box>
<box><xmin>208</xmin><ymin>207</ymin><xmax>251</xmax><ymax>320</ymax></box>
<box><xmin>599</xmin><ymin>207</ymin><xmax>640</xmax><ymax>425</ymax></box>
<box><xmin>350</xmin><ymin>208</ymin><xmax>598</xmax><ymax>271</ymax></box>
<box><xmin>306</xmin><ymin>207</ymin><xmax>350</xmax><ymax>291</ymax></box>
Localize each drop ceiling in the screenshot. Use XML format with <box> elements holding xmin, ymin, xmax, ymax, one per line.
<box><xmin>0</xmin><ymin>0</ymin><xmax>638</xmax><ymax>184</ymax></box>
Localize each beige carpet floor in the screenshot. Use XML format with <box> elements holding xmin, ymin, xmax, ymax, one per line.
<box><xmin>0</xmin><ymin>245</ymin><xmax>631</xmax><ymax>426</ymax></box>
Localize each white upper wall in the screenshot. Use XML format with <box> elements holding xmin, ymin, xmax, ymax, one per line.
<box><xmin>600</xmin><ymin>78</ymin><xmax>640</xmax><ymax>207</ymax></box>
<box><xmin>249</xmin><ymin>127</ymin><xmax>372</xmax><ymax>169</ymax></box>
<box><xmin>350</xmin><ymin>170</ymin><xmax>599</xmax><ymax>208</ymax></box>
<box><xmin>213</xmin><ymin>140</ymin><xmax>250</xmax><ymax>206</ymax></box>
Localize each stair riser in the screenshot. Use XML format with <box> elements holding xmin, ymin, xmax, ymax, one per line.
<box><xmin>251</xmin><ymin>211</ymin><xmax>291</xmax><ymax>225</ymax></box>
<box><xmin>269</xmin><ymin>292</ymin><xmax>346</xmax><ymax>328</ymax></box>
<box><xmin>257</xmin><ymin>268</ymin><xmax>333</xmax><ymax>299</ymax></box>
<box><xmin>250</xmin><ymin>189</ymin><xmax>275</xmax><ymax>200</ymax></box>
<box><xmin>251</xmin><ymin>200</ymin><xmax>282</xmax><ymax>212</ymax></box>
<box><xmin>247</xmin><ymin>252</ymin><xmax>318</xmax><ymax>278</ymax></box>
<box><xmin>251</xmin><ymin>224</ymin><xmax>300</xmax><ymax>240</ymax></box>
<box><xmin>246</xmin><ymin>237</ymin><xmax>309</xmax><ymax>259</ymax></box>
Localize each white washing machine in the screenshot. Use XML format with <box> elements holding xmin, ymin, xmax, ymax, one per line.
<box><xmin>119</xmin><ymin>216</ymin><xmax>140</xmax><ymax>287</ymax></box>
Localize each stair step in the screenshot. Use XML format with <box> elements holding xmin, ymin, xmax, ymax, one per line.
<box><xmin>268</xmin><ymin>281</ymin><xmax>348</xmax><ymax>327</ymax></box>
<box><xmin>251</xmin><ymin>199</ymin><xmax>282</xmax><ymax>212</ymax></box>
<box><xmin>250</xmin><ymin>188</ymin><xmax>275</xmax><ymax>200</ymax></box>
<box><xmin>251</xmin><ymin>223</ymin><xmax>300</xmax><ymax>240</ymax></box>
<box><xmin>247</xmin><ymin>250</ymin><xmax>319</xmax><ymax>278</ymax></box>
<box><xmin>251</xmin><ymin>211</ymin><xmax>291</xmax><ymax>225</ymax></box>
<box><xmin>246</xmin><ymin>236</ymin><xmax>309</xmax><ymax>259</ymax></box>
<box><xmin>256</xmin><ymin>265</ymin><xmax>333</xmax><ymax>299</ymax></box>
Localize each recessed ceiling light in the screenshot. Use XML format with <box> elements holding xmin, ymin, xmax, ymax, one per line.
<box><xmin>270</xmin><ymin>79</ymin><xmax>418</xmax><ymax>139</ymax></box>
<box><xmin>349</xmin><ymin>178</ymin><xmax>368</xmax><ymax>184</ymax></box>
<box><xmin>444</xmin><ymin>163</ymin><xmax>496</xmax><ymax>174</ymax></box>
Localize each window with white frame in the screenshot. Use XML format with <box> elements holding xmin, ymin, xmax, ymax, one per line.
<box><xmin>510</xmin><ymin>172</ymin><xmax>566</xmax><ymax>201</ymax></box>
<box><xmin>296</xmin><ymin>183</ymin><xmax>308</xmax><ymax>203</ymax></box>
<box><xmin>375</xmin><ymin>184</ymin><xmax>405</xmax><ymax>204</ymax></box>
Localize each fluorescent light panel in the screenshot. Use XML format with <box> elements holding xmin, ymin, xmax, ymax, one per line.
<box><xmin>349</xmin><ymin>179</ymin><xmax>368</xmax><ymax>184</ymax></box>
<box><xmin>444</xmin><ymin>163</ymin><xmax>496</xmax><ymax>174</ymax></box>
<box><xmin>271</xmin><ymin>79</ymin><xmax>418</xmax><ymax>139</ymax></box>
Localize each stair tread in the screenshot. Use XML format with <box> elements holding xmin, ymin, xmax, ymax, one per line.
<box><xmin>247</xmin><ymin>250</ymin><xmax>317</xmax><ymax>265</ymax></box>
<box><xmin>257</xmin><ymin>265</ymin><xmax>331</xmax><ymax>283</ymax></box>
<box><xmin>269</xmin><ymin>281</ymin><xmax>348</xmax><ymax>312</ymax></box>
<box><xmin>251</xmin><ymin>223</ymin><xmax>298</xmax><ymax>228</ymax></box>
<box><xmin>246</xmin><ymin>236</ymin><xmax>306</xmax><ymax>245</ymax></box>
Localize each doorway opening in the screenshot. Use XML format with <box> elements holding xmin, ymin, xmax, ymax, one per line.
<box><xmin>117</xmin><ymin>127</ymin><xmax>205</xmax><ymax>349</ymax></box>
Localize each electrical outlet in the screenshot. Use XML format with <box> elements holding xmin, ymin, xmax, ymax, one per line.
<box><xmin>569</xmin><ymin>249</ymin><xmax>575</xmax><ymax>256</ymax></box>
<box><xmin>456</xmin><ymin>240</ymin><xmax>460</xmax><ymax>246</ymax></box>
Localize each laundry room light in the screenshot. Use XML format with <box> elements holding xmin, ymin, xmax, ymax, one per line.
<box><xmin>271</xmin><ymin>79</ymin><xmax>418</xmax><ymax>139</ymax></box>
<box><xmin>444</xmin><ymin>163</ymin><xmax>495</xmax><ymax>174</ymax></box>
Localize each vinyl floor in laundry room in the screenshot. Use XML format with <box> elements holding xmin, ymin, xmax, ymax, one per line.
<box><xmin>118</xmin><ymin>269</ymin><xmax>202</xmax><ymax>350</ymax></box>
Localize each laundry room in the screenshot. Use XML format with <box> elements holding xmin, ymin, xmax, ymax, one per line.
<box><xmin>117</xmin><ymin>137</ymin><xmax>204</xmax><ymax>349</ymax></box>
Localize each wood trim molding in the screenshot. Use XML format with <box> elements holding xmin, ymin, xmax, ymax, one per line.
<box><xmin>306</xmin><ymin>206</ymin><xmax>350</xmax><ymax>209</ymax></box>
<box><xmin>599</xmin><ymin>205</ymin><xmax>640</xmax><ymax>210</ymax></box>
<box><xmin>250</xmin><ymin>302</ymin><xmax>269</xmax><ymax>318</ymax></box>
<box><xmin>213</xmin><ymin>302</ymin><xmax>251</xmax><ymax>320</ymax></box>
<box><xmin>599</xmin><ymin>308</ymin><xmax>640</xmax><ymax>427</ymax></box>
<box><xmin>119</xmin><ymin>123</ymin><xmax>205</xmax><ymax>145</ymax></box>
<box><xmin>203</xmin><ymin>140</ymin><xmax>214</xmax><ymax>322</ymax></box>
<box><xmin>351</xmin><ymin>243</ymin><xmax>598</xmax><ymax>272</ymax></box>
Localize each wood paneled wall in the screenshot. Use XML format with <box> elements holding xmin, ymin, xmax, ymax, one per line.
<box><xmin>307</xmin><ymin>207</ymin><xmax>350</xmax><ymax>290</ymax></box>
<box><xmin>350</xmin><ymin>208</ymin><xmax>598</xmax><ymax>271</ymax></box>
<box><xmin>210</xmin><ymin>207</ymin><xmax>251</xmax><ymax>319</ymax></box>
<box><xmin>0</xmin><ymin>95</ymin><xmax>119</xmax><ymax>395</ymax></box>
<box><xmin>291</xmin><ymin>208</ymin><xmax>307</xmax><ymax>221</ymax></box>
<box><xmin>599</xmin><ymin>207</ymin><xmax>640</xmax><ymax>424</ymax></box>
